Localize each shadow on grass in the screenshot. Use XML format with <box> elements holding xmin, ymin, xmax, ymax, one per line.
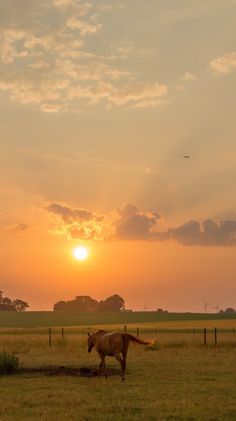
<box><xmin>17</xmin><ymin>366</ymin><xmax>121</xmax><ymax>378</ymax></box>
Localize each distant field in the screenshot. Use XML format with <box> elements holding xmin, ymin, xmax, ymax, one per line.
<box><xmin>0</xmin><ymin>311</ymin><xmax>236</xmax><ymax>328</ymax></box>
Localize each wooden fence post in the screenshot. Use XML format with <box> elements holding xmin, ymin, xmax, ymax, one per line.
<box><xmin>48</xmin><ymin>328</ymin><xmax>52</xmax><ymax>347</ymax></box>
<box><xmin>61</xmin><ymin>327</ymin><xmax>64</xmax><ymax>342</ymax></box>
<box><xmin>214</xmin><ymin>327</ymin><xmax>217</xmax><ymax>346</ymax></box>
<box><xmin>124</xmin><ymin>325</ymin><xmax>127</xmax><ymax>333</ymax></box>
<box><xmin>203</xmin><ymin>328</ymin><xmax>207</xmax><ymax>345</ymax></box>
<box><xmin>137</xmin><ymin>327</ymin><xmax>140</xmax><ymax>338</ymax></box>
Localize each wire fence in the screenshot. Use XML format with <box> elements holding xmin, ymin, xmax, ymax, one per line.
<box><xmin>0</xmin><ymin>325</ymin><xmax>236</xmax><ymax>347</ymax></box>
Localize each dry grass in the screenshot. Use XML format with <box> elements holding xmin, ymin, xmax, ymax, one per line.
<box><xmin>0</xmin><ymin>322</ymin><xmax>236</xmax><ymax>420</ymax></box>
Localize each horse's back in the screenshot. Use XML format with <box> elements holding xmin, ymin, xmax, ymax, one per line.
<box><xmin>97</xmin><ymin>332</ymin><xmax>124</xmax><ymax>356</ymax></box>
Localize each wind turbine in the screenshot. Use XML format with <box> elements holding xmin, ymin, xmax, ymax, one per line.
<box><xmin>144</xmin><ymin>303</ymin><xmax>150</xmax><ymax>312</ymax></box>
<box><xmin>202</xmin><ymin>299</ymin><xmax>211</xmax><ymax>313</ymax></box>
<box><xmin>214</xmin><ymin>301</ymin><xmax>220</xmax><ymax>313</ymax></box>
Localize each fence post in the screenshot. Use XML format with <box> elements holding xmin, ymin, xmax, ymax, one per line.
<box><xmin>137</xmin><ymin>327</ymin><xmax>139</xmax><ymax>338</ymax></box>
<box><xmin>61</xmin><ymin>327</ymin><xmax>64</xmax><ymax>342</ymax></box>
<box><xmin>203</xmin><ymin>328</ymin><xmax>207</xmax><ymax>345</ymax></box>
<box><xmin>214</xmin><ymin>327</ymin><xmax>217</xmax><ymax>346</ymax></box>
<box><xmin>48</xmin><ymin>328</ymin><xmax>52</xmax><ymax>347</ymax></box>
<box><xmin>124</xmin><ymin>325</ymin><xmax>127</xmax><ymax>333</ymax></box>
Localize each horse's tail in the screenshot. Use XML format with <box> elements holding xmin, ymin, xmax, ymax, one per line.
<box><xmin>124</xmin><ymin>333</ymin><xmax>151</xmax><ymax>345</ymax></box>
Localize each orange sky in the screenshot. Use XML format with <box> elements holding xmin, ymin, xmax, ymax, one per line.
<box><xmin>0</xmin><ymin>0</ymin><xmax>236</xmax><ymax>311</ymax></box>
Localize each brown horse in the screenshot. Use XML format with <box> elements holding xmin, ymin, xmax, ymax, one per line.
<box><xmin>87</xmin><ymin>330</ymin><xmax>151</xmax><ymax>380</ymax></box>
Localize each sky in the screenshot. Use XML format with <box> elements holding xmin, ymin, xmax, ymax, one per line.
<box><xmin>0</xmin><ymin>0</ymin><xmax>235</xmax><ymax>312</ymax></box>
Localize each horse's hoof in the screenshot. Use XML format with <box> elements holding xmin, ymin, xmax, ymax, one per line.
<box><xmin>122</xmin><ymin>377</ymin><xmax>125</xmax><ymax>381</ymax></box>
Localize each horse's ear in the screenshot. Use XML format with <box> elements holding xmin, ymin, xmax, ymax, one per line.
<box><xmin>88</xmin><ymin>332</ymin><xmax>91</xmax><ymax>337</ymax></box>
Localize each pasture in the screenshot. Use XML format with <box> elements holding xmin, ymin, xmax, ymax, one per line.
<box><xmin>0</xmin><ymin>310</ymin><xmax>236</xmax><ymax>328</ymax></box>
<box><xmin>0</xmin><ymin>314</ymin><xmax>236</xmax><ymax>420</ymax></box>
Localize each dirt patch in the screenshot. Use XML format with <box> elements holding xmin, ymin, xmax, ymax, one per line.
<box><xmin>19</xmin><ymin>366</ymin><xmax>120</xmax><ymax>377</ymax></box>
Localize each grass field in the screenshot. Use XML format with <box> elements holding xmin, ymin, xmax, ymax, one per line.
<box><xmin>0</xmin><ymin>316</ymin><xmax>236</xmax><ymax>420</ymax></box>
<box><xmin>0</xmin><ymin>310</ymin><xmax>236</xmax><ymax>328</ymax></box>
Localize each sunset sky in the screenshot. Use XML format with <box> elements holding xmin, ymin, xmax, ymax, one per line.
<box><xmin>0</xmin><ymin>0</ymin><xmax>235</xmax><ymax>312</ymax></box>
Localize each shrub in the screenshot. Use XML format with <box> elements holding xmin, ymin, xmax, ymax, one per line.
<box><xmin>0</xmin><ymin>351</ymin><xmax>20</xmax><ymax>375</ymax></box>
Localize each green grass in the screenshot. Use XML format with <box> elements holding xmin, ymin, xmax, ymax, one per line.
<box><xmin>0</xmin><ymin>311</ymin><xmax>235</xmax><ymax>328</ymax></box>
<box><xmin>0</xmin><ymin>330</ymin><xmax>236</xmax><ymax>420</ymax></box>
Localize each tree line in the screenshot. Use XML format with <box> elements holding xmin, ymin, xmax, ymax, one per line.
<box><xmin>53</xmin><ymin>294</ymin><xmax>125</xmax><ymax>312</ymax></box>
<box><xmin>0</xmin><ymin>291</ymin><xmax>29</xmax><ymax>312</ymax></box>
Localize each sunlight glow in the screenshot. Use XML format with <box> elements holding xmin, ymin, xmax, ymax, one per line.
<box><xmin>73</xmin><ymin>246</ymin><xmax>89</xmax><ymax>261</ymax></box>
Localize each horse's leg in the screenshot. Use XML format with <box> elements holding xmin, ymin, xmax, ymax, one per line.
<box><xmin>114</xmin><ymin>353</ymin><xmax>125</xmax><ymax>380</ymax></box>
<box><xmin>122</xmin><ymin>351</ymin><xmax>127</xmax><ymax>377</ymax></box>
<box><xmin>121</xmin><ymin>336</ymin><xmax>129</xmax><ymax>379</ymax></box>
<box><xmin>98</xmin><ymin>353</ymin><xmax>105</xmax><ymax>376</ymax></box>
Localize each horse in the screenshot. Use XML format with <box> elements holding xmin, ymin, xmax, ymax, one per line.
<box><xmin>87</xmin><ymin>329</ymin><xmax>151</xmax><ymax>380</ymax></box>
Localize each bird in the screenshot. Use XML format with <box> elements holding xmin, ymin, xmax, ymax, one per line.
<box><xmin>183</xmin><ymin>155</ymin><xmax>191</xmax><ymax>159</ymax></box>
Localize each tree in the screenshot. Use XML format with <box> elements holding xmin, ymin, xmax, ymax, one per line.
<box><xmin>156</xmin><ymin>308</ymin><xmax>168</xmax><ymax>313</ymax></box>
<box><xmin>74</xmin><ymin>296</ymin><xmax>98</xmax><ymax>311</ymax></box>
<box><xmin>13</xmin><ymin>299</ymin><xmax>29</xmax><ymax>312</ymax></box>
<box><xmin>54</xmin><ymin>296</ymin><xmax>98</xmax><ymax>311</ymax></box>
<box><xmin>97</xmin><ymin>294</ymin><xmax>125</xmax><ymax>311</ymax></box>
<box><xmin>0</xmin><ymin>295</ymin><xmax>15</xmax><ymax>311</ymax></box>
<box><xmin>224</xmin><ymin>307</ymin><xmax>236</xmax><ymax>313</ymax></box>
<box><xmin>53</xmin><ymin>294</ymin><xmax>126</xmax><ymax>312</ymax></box>
<box><xmin>53</xmin><ymin>301</ymin><xmax>68</xmax><ymax>311</ymax></box>
<box><xmin>0</xmin><ymin>292</ymin><xmax>29</xmax><ymax>312</ymax></box>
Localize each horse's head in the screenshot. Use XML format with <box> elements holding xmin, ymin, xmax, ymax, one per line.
<box><xmin>87</xmin><ymin>332</ymin><xmax>95</xmax><ymax>353</ymax></box>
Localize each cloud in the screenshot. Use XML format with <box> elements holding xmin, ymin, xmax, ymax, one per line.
<box><xmin>46</xmin><ymin>203</ymin><xmax>95</xmax><ymax>222</ymax></box>
<box><xmin>66</xmin><ymin>18</ymin><xmax>102</xmax><ymax>36</ymax></box>
<box><xmin>69</xmin><ymin>81</ymin><xmax>168</xmax><ymax>107</ymax></box>
<box><xmin>46</xmin><ymin>203</ymin><xmax>109</xmax><ymax>241</ymax></box>
<box><xmin>114</xmin><ymin>204</ymin><xmax>161</xmax><ymax>240</ymax></box>
<box><xmin>54</xmin><ymin>0</ymin><xmax>92</xmax><ymax>16</ymax></box>
<box><xmin>46</xmin><ymin>202</ymin><xmax>236</xmax><ymax>246</ymax></box>
<box><xmin>108</xmin><ymin>82</ymin><xmax>168</xmax><ymax>106</ymax></box>
<box><xmin>160</xmin><ymin>219</ymin><xmax>236</xmax><ymax>246</ymax></box>
<box><xmin>209</xmin><ymin>52</ymin><xmax>236</xmax><ymax>75</ymax></box>
<box><xmin>181</xmin><ymin>72</ymin><xmax>196</xmax><ymax>81</ymax></box>
<box><xmin>0</xmin><ymin>0</ymin><xmax>168</xmax><ymax>112</ymax></box>
<box><xmin>46</xmin><ymin>202</ymin><xmax>161</xmax><ymax>241</ymax></box>
<box><xmin>0</xmin><ymin>222</ymin><xmax>30</xmax><ymax>234</ymax></box>
<box><xmin>15</xmin><ymin>223</ymin><xmax>29</xmax><ymax>231</ymax></box>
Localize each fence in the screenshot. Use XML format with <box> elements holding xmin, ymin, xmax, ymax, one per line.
<box><xmin>0</xmin><ymin>325</ymin><xmax>236</xmax><ymax>347</ymax></box>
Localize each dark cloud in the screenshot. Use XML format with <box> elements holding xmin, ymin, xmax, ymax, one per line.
<box><xmin>160</xmin><ymin>219</ymin><xmax>236</xmax><ymax>246</ymax></box>
<box><xmin>114</xmin><ymin>204</ymin><xmax>161</xmax><ymax>240</ymax></box>
<box><xmin>15</xmin><ymin>224</ymin><xmax>29</xmax><ymax>231</ymax></box>
<box><xmin>46</xmin><ymin>203</ymin><xmax>95</xmax><ymax>223</ymax></box>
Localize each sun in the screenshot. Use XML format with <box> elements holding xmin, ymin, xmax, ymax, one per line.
<box><xmin>73</xmin><ymin>246</ymin><xmax>89</xmax><ymax>261</ymax></box>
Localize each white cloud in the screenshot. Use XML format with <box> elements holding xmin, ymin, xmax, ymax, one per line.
<box><xmin>66</xmin><ymin>18</ymin><xmax>102</xmax><ymax>36</ymax></box>
<box><xmin>0</xmin><ymin>0</ymin><xmax>169</xmax><ymax>112</ymax></box>
<box><xmin>181</xmin><ymin>72</ymin><xmax>196</xmax><ymax>81</ymax></box>
<box><xmin>209</xmin><ymin>52</ymin><xmax>236</xmax><ymax>75</ymax></box>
